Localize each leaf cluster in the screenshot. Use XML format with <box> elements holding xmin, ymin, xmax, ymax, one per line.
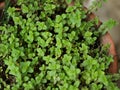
<box><xmin>0</xmin><ymin>0</ymin><xmax>119</xmax><ymax>90</ymax></box>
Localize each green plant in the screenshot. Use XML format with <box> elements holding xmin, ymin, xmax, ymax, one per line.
<box><xmin>0</xmin><ymin>0</ymin><xmax>119</xmax><ymax>90</ymax></box>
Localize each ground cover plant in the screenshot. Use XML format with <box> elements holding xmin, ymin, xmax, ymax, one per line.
<box><xmin>0</xmin><ymin>0</ymin><xmax>119</xmax><ymax>90</ymax></box>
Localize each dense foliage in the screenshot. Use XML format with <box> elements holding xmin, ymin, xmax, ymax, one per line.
<box><xmin>0</xmin><ymin>0</ymin><xmax>119</xmax><ymax>90</ymax></box>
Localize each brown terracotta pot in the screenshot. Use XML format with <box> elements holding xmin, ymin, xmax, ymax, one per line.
<box><xmin>0</xmin><ymin>2</ymin><xmax>5</xmax><ymax>9</ymax></box>
<box><xmin>0</xmin><ymin>1</ymin><xmax>20</xmax><ymax>11</ymax></box>
<box><xmin>68</xmin><ymin>1</ymin><xmax>118</xmax><ymax>74</ymax></box>
<box><xmin>88</xmin><ymin>13</ymin><xmax>118</xmax><ymax>74</ymax></box>
<box><xmin>101</xmin><ymin>32</ymin><xmax>118</xmax><ymax>73</ymax></box>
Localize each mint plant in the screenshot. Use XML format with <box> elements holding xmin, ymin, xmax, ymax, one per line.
<box><xmin>0</xmin><ymin>0</ymin><xmax>119</xmax><ymax>90</ymax></box>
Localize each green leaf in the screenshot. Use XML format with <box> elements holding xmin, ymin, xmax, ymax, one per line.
<box><xmin>62</xmin><ymin>39</ymin><xmax>72</xmax><ymax>53</ymax></box>
<box><xmin>56</xmin><ymin>36</ymin><xmax>62</xmax><ymax>48</ymax></box>
<box><xmin>62</xmin><ymin>14</ymin><xmax>67</xmax><ymax>19</ymax></box>
<box><xmin>99</xmin><ymin>19</ymin><xmax>117</xmax><ymax>35</ymax></box>
<box><xmin>11</xmin><ymin>48</ymin><xmax>20</xmax><ymax>61</ymax></box>
<box><xmin>43</xmin><ymin>56</ymin><xmax>56</xmax><ymax>64</ymax></box>
<box><xmin>81</xmin><ymin>87</ymin><xmax>88</xmax><ymax>90</ymax></box>
<box><xmin>13</xmin><ymin>17</ymin><xmax>20</xmax><ymax>25</ymax></box>
<box><xmin>80</xmin><ymin>43</ymin><xmax>88</xmax><ymax>54</ymax></box>
<box><xmin>28</xmin><ymin>53</ymin><xmax>35</xmax><ymax>59</ymax></box>
<box><xmin>47</xmin><ymin>62</ymin><xmax>60</xmax><ymax>70</ymax></box>
<box><xmin>98</xmin><ymin>71</ymin><xmax>108</xmax><ymax>86</ymax></box>
<box><xmin>84</xmin><ymin>31</ymin><xmax>92</xmax><ymax>38</ymax></box>
<box><xmin>64</xmin><ymin>26</ymin><xmax>69</xmax><ymax>32</ymax></box>
<box><xmin>55</xmin><ymin>15</ymin><xmax>62</xmax><ymax>23</ymax></box>
<box><xmin>37</xmin><ymin>48</ymin><xmax>45</xmax><ymax>57</ymax></box>
<box><xmin>66</xmin><ymin>6</ymin><xmax>74</xmax><ymax>13</ymax></box>
<box><xmin>7</xmin><ymin>7</ymin><xmax>16</xmax><ymax>16</ymax></box>
<box><xmin>28</xmin><ymin>67</ymin><xmax>34</xmax><ymax>73</ymax></box>
<box><xmin>23</xmin><ymin>81</ymin><xmax>34</xmax><ymax>90</ymax></box>
<box><xmin>21</xmin><ymin>4</ymin><xmax>29</xmax><ymax>13</ymax></box>
<box><xmin>54</xmin><ymin>23</ymin><xmax>63</xmax><ymax>33</ymax></box>
<box><xmin>62</xmin><ymin>54</ymin><xmax>72</xmax><ymax>65</ymax></box>
<box><xmin>27</xmin><ymin>31</ymin><xmax>34</xmax><ymax>43</ymax></box>
<box><xmin>74</xmin><ymin>80</ymin><xmax>80</xmax><ymax>87</ymax></box>
<box><xmin>0</xmin><ymin>44</ymin><xmax>8</xmax><ymax>57</ymax></box>
<box><xmin>41</xmin><ymin>32</ymin><xmax>52</xmax><ymax>40</ymax></box>
<box><xmin>17</xmin><ymin>0</ymin><xmax>24</xmax><ymax>5</ymax></box>
<box><xmin>31</xmin><ymin>57</ymin><xmax>38</xmax><ymax>65</ymax></box>
<box><xmin>36</xmin><ymin>22</ymin><xmax>47</xmax><ymax>31</ymax></box>
<box><xmin>37</xmin><ymin>37</ymin><xmax>46</xmax><ymax>47</ymax></box>
<box><xmin>68</xmin><ymin>31</ymin><xmax>76</xmax><ymax>41</ymax></box>
<box><xmin>66</xmin><ymin>0</ymin><xmax>73</xmax><ymax>5</ymax></box>
<box><xmin>24</xmin><ymin>76</ymin><xmax>29</xmax><ymax>82</ymax></box>
<box><xmin>34</xmin><ymin>1</ymin><xmax>38</xmax><ymax>8</ymax></box>
<box><xmin>20</xmin><ymin>61</ymin><xmax>31</xmax><ymax>73</ymax></box>
<box><xmin>45</xmin><ymin>37</ymin><xmax>52</xmax><ymax>46</ymax></box>
<box><xmin>35</xmin><ymin>73</ymin><xmax>45</xmax><ymax>84</ymax></box>
<box><xmin>8</xmin><ymin>34</ymin><xmax>15</xmax><ymax>44</ymax></box>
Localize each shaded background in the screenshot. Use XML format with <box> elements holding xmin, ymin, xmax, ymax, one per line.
<box><xmin>96</xmin><ymin>0</ymin><xmax>120</xmax><ymax>58</ymax></box>
<box><xmin>95</xmin><ymin>0</ymin><xmax>120</xmax><ymax>86</ymax></box>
